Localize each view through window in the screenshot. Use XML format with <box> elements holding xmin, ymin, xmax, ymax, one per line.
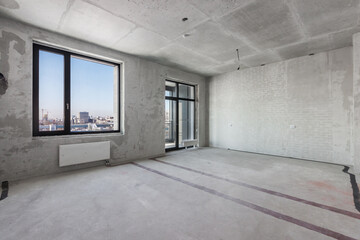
<box><xmin>33</xmin><ymin>44</ymin><xmax>120</xmax><ymax>136</ymax></box>
<box><xmin>70</xmin><ymin>56</ymin><xmax>118</xmax><ymax>132</ymax></box>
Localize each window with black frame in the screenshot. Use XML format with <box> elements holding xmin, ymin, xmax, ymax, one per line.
<box><xmin>165</xmin><ymin>80</ymin><xmax>195</xmax><ymax>150</ymax></box>
<box><xmin>33</xmin><ymin>43</ymin><xmax>120</xmax><ymax>136</ymax></box>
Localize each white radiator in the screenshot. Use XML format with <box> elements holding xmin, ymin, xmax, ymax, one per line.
<box><xmin>183</xmin><ymin>139</ymin><xmax>198</xmax><ymax>148</ymax></box>
<box><xmin>59</xmin><ymin>141</ymin><xmax>110</xmax><ymax>167</ymax></box>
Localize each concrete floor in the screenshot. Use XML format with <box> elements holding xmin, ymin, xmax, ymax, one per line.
<box><xmin>1</xmin><ymin>148</ymin><xmax>359</xmax><ymax>239</ymax></box>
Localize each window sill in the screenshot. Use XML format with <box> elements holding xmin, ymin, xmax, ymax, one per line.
<box><xmin>32</xmin><ymin>131</ymin><xmax>124</xmax><ymax>140</ymax></box>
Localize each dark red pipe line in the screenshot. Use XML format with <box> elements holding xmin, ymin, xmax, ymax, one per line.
<box><xmin>132</xmin><ymin>162</ymin><xmax>356</xmax><ymax>240</ymax></box>
<box><xmin>151</xmin><ymin>158</ymin><xmax>360</xmax><ymax>220</ymax></box>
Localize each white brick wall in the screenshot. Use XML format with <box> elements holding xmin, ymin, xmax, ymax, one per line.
<box><xmin>209</xmin><ymin>47</ymin><xmax>353</xmax><ymax>166</ymax></box>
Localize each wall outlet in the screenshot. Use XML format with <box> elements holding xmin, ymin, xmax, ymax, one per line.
<box><xmin>290</xmin><ymin>125</ymin><xmax>296</xmax><ymax>129</ymax></box>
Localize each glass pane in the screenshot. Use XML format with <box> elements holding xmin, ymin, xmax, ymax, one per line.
<box><xmin>178</xmin><ymin>100</ymin><xmax>195</xmax><ymax>147</ymax></box>
<box><xmin>165</xmin><ymin>81</ymin><xmax>177</xmax><ymax>97</ymax></box>
<box><xmin>39</xmin><ymin>50</ymin><xmax>64</xmax><ymax>132</ymax></box>
<box><xmin>179</xmin><ymin>84</ymin><xmax>194</xmax><ymax>99</ymax></box>
<box><xmin>71</xmin><ymin>56</ymin><xmax>119</xmax><ymax>132</ymax></box>
<box><xmin>165</xmin><ymin>99</ymin><xmax>177</xmax><ymax>149</ymax></box>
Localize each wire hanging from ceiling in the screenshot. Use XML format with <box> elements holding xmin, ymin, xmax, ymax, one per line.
<box><xmin>236</xmin><ymin>49</ymin><xmax>241</xmax><ymax>70</ymax></box>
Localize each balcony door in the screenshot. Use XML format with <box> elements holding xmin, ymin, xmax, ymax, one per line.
<box><xmin>165</xmin><ymin>80</ymin><xmax>195</xmax><ymax>151</ymax></box>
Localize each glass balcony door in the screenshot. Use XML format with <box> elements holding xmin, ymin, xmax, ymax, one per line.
<box><xmin>165</xmin><ymin>80</ymin><xmax>195</xmax><ymax>151</ymax></box>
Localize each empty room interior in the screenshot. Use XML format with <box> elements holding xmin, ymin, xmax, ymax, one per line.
<box><xmin>1</xmin><ymin>0</ymin><xmax>360</xmax><ymax>239</ymax></box>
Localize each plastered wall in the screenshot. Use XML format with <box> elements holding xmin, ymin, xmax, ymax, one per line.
<box><xmin>209</xmin><ymin>47</ymin><xmax>354</xmax><ymax>167</ymax></box>
<box><xmin>0</xmin><ymin>17</ymin><xmax>207</xmax><ymax>181</ymax></box>
<box><xmin>353</xmin><ymin>33</ymin><xmax>360</xmax><ymax>173</ymax></box>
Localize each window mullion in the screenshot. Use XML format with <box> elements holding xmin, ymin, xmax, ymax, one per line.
<box><xmin>33</xmin><ymin>45</ymin><xmax>40</xmax><ymax>135</ymax></box>
<box><xmin>64</xmin><ymin>52</ymin><xmax>71</xmax><ymax>134</ymax></box>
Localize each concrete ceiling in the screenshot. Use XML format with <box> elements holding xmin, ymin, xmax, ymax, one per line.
<box><xmin>0</xmin><ymin>0</ymin><xmax>360</xmax><ymax>77</ymax></box>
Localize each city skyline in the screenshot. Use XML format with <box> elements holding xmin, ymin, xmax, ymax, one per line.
<box><xmin>40</xmin><ymin>110</ymin><xmax>114</xmax><ymax>121</ymax></box>
<box><xmin>39</xmin><ymin>110</ymin><xmax>116</xmax><ymax>132</ymax></box>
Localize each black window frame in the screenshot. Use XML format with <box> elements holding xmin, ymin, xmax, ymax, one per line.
<box><xmin>165</xmin><ymin>79</ymin><xmax>196</xmax><ymax>152</ymax></box>
<box><xmin>33</xmin><ymin>43</ymin><xmax>121</xmax><ymax>137</ymax></box>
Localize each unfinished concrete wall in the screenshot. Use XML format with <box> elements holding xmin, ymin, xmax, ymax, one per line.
<box><xmin>0</xmin><ymin>17</ymin><xmax>207</xmax><ymax>181</ymax></box>
<box><xmin>209</xmin><ymin>47</ymin><xmax>353</xmax><ymax>166</ymax></box>
<box><xmin>353</xmin><ymin>33</ymin><xmax>360</xmax><ymax>173</ymax></box>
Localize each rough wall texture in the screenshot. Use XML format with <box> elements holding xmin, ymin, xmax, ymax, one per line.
<box><xmin>353</xmin><ymin>33</ymin><xmax>360</xmax><ymax>173</ymax></box>
<box><xmin>0</xmin><ymin>17</ymin><xmax>207</xmax><ymax>182</ymax></box>
<box><xmin>209</xmin><ymin>47</ymin><xmax>353</xmax><ymax>166</ymax></box>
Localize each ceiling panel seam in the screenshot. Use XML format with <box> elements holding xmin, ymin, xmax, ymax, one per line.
<box><xmin>212</xmin><ymin>0</ymin><xmax>255</xmax><ymax>20</ymax></box>
<box><xmin>57</xmin><ymin>0</ymin><xmax>76</xmax><ymax>31</ymax></box>
<box><xmin>81</xmin><ymin>0</ymin><xmax>172</xmax><ymax>41</ymax></box>
<box><xmin>286</xmin><ymin>0</ymin><xmax>309</xmax><ymax>40</ymax></box>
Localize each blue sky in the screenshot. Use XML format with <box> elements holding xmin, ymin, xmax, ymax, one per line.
<box><xmin>39</xmin><ymin>50</ymin><xmax>116</xmax><ymax>120</ymax></box>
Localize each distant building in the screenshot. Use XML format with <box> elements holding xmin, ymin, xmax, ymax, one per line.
<box><xmin>43</xmin><ymin>113</ymin><xmax>48</xmax><ymax>122</ymax></box>
<box><xmin>78</xmin><ymin>112</ymin><xmax>89</xmax><ymax>124</ymax></box>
